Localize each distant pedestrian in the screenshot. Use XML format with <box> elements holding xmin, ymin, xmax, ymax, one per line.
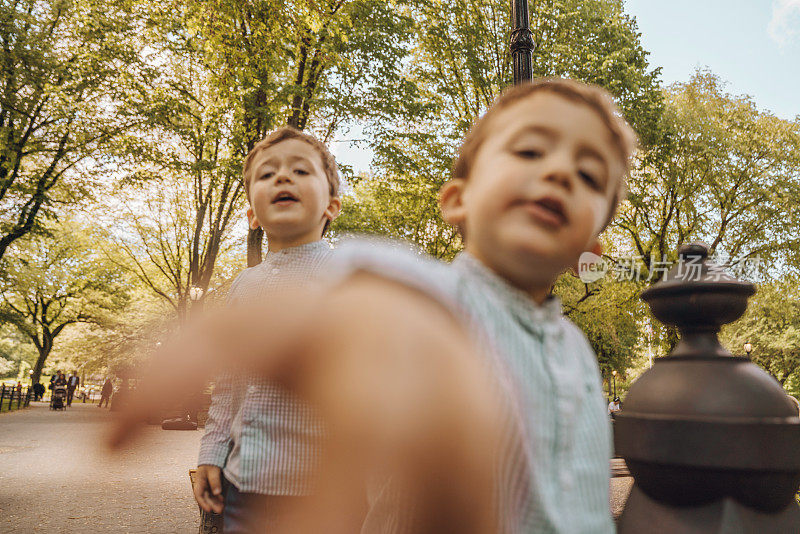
<box><xmin>32</xmin><ymin>382</ymin><xmax>45</xmax><ymax>401</ymax></box>
<box><xmin>49</xmin><ymin>371</ymin><xmax>60</xmax><ymax>392</ymax></box>
<box><xmin>66</xmin><ymin>373</ymin><xmax>80</xmax><ymax>406</ymax></box>
<box><xmin>608</xmin><ymin>397</ymin><xmax>621</xmax><ymax>419</ymax></box>
<box><xmin>99</xmin><ymin>378</ymin><xmax>113</xmax><ymax>408</ymax></box>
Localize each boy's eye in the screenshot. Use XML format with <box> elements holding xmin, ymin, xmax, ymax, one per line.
<box><xmin>579</xmin><ymin>171</ymin><xmax>600</xmax><ymax>190</ymax></box>
<box><xmin>294</xmin><ymin>168</ymin><xmax>309</xmax><ymax>175</ymax></box>
<box><xmin>515</xmin><ymin>149</ymin><xmax>543</xmax><ymax>159</ymax></box>
<box><xmin>259</xmin><ymin>172</ymin><xmax>274</xmax><ymax>180</ymax></box>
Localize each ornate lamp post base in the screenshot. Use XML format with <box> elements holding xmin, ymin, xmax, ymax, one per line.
<box><xmin>622</xmin><ymin>487</ymin><xmax>800</xmax><ymax>533</ymax></box>
<box><xmin>616</xmin><ymin>243</ymin><xmax>800</xmax><ymax>532</ymax></box>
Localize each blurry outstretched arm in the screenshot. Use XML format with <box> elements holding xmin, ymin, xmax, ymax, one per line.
<box><xmin>109</xmin><ymin>273</ymin><xmax>504</xmax><ymax>534</ymax></box>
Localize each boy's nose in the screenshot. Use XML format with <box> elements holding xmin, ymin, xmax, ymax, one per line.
<box><xmin>275</xmin><ymin>170</ymin><xmax>293</xmax><ymax>184</ymax></box>
<box><xmin>542</xmin><ymin>158</ymin><xmax>573</xmax><ymax>191</ymax></box>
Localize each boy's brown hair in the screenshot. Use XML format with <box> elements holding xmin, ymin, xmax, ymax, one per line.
<box><xmin>452</xmin><ymin>78</ymin><xmax>638</xmax><ymax>227</ymax></box>
<box><xmin>242</xmin><ymin>127</ymin><xmax>340</xmax><ymax>235</ymax></box>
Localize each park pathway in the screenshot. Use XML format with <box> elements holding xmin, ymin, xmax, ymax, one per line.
<box><xmin>0</xmin><ymin>401</ymin><xmax>201</xmax><ymax>533</ymax></box>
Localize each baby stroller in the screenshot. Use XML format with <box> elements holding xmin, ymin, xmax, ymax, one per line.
<box><xmin>50</xmin><ymin>385</ymin><xmax>67</xmax><ymax>410</ymax></box>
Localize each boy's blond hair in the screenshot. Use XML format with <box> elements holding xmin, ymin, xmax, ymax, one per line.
<box><xmin>452</xmin><ymin>78</ymin><xmax>638</xmax><ymax>228</ymax></box>
<box><xmin>242</xmin><ymin>126</ymin><xmax>340</xmax><ymax>235</ymax></box>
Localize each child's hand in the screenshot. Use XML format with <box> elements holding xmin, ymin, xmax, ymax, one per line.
<box><xmin>193</xmin><ymin>464</ymin><xmax>224</xmax><ymax>514</ymax></box>
<box><xmin>108</xmin><ymin>273</ymin><xmax>505</xmax><ymax>533</ymax></box>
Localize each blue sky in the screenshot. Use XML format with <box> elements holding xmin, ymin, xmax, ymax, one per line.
<box><xmin>625</xmin><ymin>0</ymin><xmax>800</xmax><ymax>121</ymax></box>
<box><xmin>333</xmin><ymin>1</ymin><xmax>800</xmax><ymax>172</ymax></box>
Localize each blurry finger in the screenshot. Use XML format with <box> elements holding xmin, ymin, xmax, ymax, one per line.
<box><xmin>207</xmin><ymin>468</ymin><xmax>224</xmax><ymax>514</ymax></box>
<box><xmin>105</xmin><ymin>338</ymin><xmax>212</xmax><ymax>449</ymax></box>
<box><xmin>193</xmin><ymin>475</ymin><xmax>212</xmax><ymax>513</ymax></box>
<box><xmin>208</xmin><ymin>467</ymin><xmax>223</xmax><ymax>497</ymax></box>
<box><xmin>106</xmin><ymin>293</ymin><xmax>316</xmax><ymax>450</ymax></box>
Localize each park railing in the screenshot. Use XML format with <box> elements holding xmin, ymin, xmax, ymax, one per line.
<box><xmin>0</xmin><ymin>384</ymin><xmax>32</xmax><ymax>413</ymax></box>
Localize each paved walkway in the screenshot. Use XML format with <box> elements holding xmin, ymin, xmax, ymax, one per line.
<box><xmin>0</xmin><ymin>401</ymin><xmax>634</xmax><ymax>531</ymax></box>
<box><xmin>610</xmin><ymin>467</ymin><xmax>633</xmax><ymax>520</ymax></box>
<box><xmin>0</xmin><ymin>402</ymin><xmax>201</xmax><ymax>533</ymax></box>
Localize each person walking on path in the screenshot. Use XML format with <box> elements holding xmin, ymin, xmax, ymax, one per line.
<box><xmin>49</xmin><ymin>371</ymin><xmax>60</xmax><ymax>393</ymax></box>
<box><xmin>608</xmin><ymin>397</ymin><xmax>621</xmax><ymax>420</ymax></box>
<box><xmin>99</xmin><ymin>379</ymin><xmax>113</xmax><ymax>408</ymax></box>
<box><xmin>66</xmin><ymin>373</ymin><xmax>80</xmax><ymax>407</ymax></box>
<box><xmin>32</xmin><ymin>382</ymin><xmax>45</xmax><ymax>401</ymax></box>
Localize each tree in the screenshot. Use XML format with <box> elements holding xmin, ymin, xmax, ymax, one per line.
<box><xmin>0</xmin><ymin>223</ymin><xmax>128</xmax><ymax>384</ymax></box>
<box><xmin>109</xmin><ymin>23</ymin><xmax>247</xmax><ymax>315</ymax></box>
<box><xmin>0</xmin><ymin>324</ymin><xmax>36</xmax><ymax>379</ymax></box>
<box><xmin>401</xmin><ymin>0</ymin><xmax>662</xmax><ymax>140</ymax></box>
<box><xmin>616</xmin><ymin>70</ymin><xmax>800</xmax><ymax>279</ymax></box>
<box><xmin>722</xmin><ymin>279</ymin><xmax>800</xmax><ymax>397</ymax></box>
<box><xmin>555</xmin><ymin>263</ymin><xmax>644</xmax><ymax>377</ymax></box>
<box><xmin>182</xmin><ymin>0</ymin><xmax>422</xmax><ymax>263</ymax></box>
<box><xmin>0</xmin><ymin>0</ymin><xmax>149</xmax><ymax>260</ymax></box>
<box><xmin>49</xmin><ymin>286</ymin><xmax>171</xmax><ymax>379</ymax></box>
<box><xmin>333</xmin><ymin>135</ymin><xmax>462</xmax><ymax>259</ymax></box>
<box><xmin>105</xmin><ymin>178</ymin><xmax>244</xmax><ymax>321</ymax></box>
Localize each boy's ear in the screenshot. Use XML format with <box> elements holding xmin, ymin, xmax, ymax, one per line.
<box><xmin>325</xmin><ymin>196</ymin><xmax>342</xmax><ymax>222</ymax></box>
<box><xmin>246</xmin><ymin>207</ymin><xmax>260</xmax><ymax>230</ymax></box>
<box><xmin>439</xmin><ymin>179</ymin><xmax>467</xmax><ymax>228</ymax></box>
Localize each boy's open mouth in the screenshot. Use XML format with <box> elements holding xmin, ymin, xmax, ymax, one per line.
<box><xmin>526</xmin><ymin>197</ymin><xmax>567</xmax><ymax>226</ymax></box>
<box><xmin>272</xmin><ymin>191</ymin><xmax>299</xmax><ymax>204</ymax></box>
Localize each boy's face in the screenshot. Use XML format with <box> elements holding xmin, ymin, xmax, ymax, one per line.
<box><xmin>247</xmin><ymin>139</ymin><xmax>340</xmax><ymax>248</ymax></box>
<box><xmin>441</xmin><ymin>92</ymin><xmax>622</xmax><ymax>294</ymax></box>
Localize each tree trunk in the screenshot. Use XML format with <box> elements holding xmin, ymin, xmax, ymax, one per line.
<box><xmin>30</xmin><ymin>346</ymin><xmax>51</xmax><ymax>386</ymax></box>
<box><xmin>247</xmin><ymin>227</ymin><xmax>263</xmax><ymax>267</ymax></box>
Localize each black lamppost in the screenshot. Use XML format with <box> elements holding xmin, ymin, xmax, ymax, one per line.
<box><xmin>510</xmin><ymin>0</ymin><xmax>534</xmax><ymax>84</ymax></box>
<box><xmin>612</xmin><ymin>370</ymin><xmax>618</xmax><ymax>399</ymax></box>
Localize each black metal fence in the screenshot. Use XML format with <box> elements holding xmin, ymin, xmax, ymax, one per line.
<box><xmin>0</xmin><ymin>384</ymin><xmax>32</xmax><ymax>412</ymax></box>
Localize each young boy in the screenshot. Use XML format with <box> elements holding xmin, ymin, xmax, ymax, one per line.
<box><xmin>330</xmin><ymin>77</ymin><xmax>636</xmax><ymax>533</ymax></box>
<box><xmin>194</xmin><ymin>127</ymin><xmax>342</xmax><ymax>533</ymax></box>
<box><xmin>114</xmin><ymin>78</ymin><xmax>636</xmax><ymax>533</ymax></box>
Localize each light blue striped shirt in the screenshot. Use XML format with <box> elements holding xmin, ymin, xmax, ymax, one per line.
<box><xmin>332</xmin><ymin>241</ymin><xmax>614</xmax><ymax>533</ymax></box>
<box><xmin>197</xmin><ymin>240</ymin><xmax>332</xmax><ymax>495</ymax></box>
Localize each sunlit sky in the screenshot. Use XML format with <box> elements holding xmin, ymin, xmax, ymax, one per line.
<box><xmin>332</xmin><ymin>0</ymin><xmax>800</xmax><ymax>173</ymax></box>
<box><xmin>625</xmin><ymin>0</ymin><xmax>800</xmax><ymax>120</ymax></box>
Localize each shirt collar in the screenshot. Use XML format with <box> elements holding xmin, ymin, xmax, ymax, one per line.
<box><xmin>262</xmin><ymin>240</ymin><xmax>330</xmax><ymax>265</ymax></box>
<box><xmin>451</xmin><ymin>252</ymin><xmax>563</xmax><ymax>331</ymax></box>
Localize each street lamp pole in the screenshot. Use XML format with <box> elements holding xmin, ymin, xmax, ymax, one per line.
<box><xmin>612</xmin><ymin>370</ymin><xmax>618</xmax><ymax>398</ymax></box>
<box><xmin>510</xmin><ymin>0</ymin><xmax>534</xmax><ymax>85</ymax></box>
